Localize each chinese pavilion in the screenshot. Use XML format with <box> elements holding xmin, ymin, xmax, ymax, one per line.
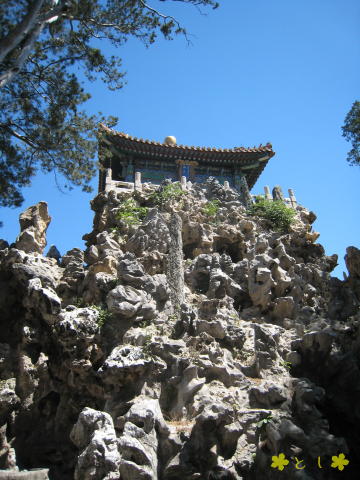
<box><xmin>98</xmin><ymin>124</ymin><xmax>275</xmax><ymax>194</ymax></box>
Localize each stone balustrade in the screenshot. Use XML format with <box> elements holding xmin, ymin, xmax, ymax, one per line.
<box><xmin>252</xmin><ymin>186</ymin><xmax>297</xmax><ymax>208</ymax></box>
<box><xmin>104</xmin><ymin>169</ymin><xmax>297</xmax><ymax>208</ymax></box>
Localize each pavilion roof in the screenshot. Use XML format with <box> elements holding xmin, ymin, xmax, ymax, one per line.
<box><xmin>99</xmin><ymin>124</ymin><xmax>275</xmax><ymax>189</ymax></box>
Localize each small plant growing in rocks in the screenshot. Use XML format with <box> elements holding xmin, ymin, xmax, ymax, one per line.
<box><xmin>247</xmin><ymin>197</ymin><xmax>295</xmax><ymax>233</ymax></box>
<box><xmin>202</xmin><ymin>199</ymin><xmax>220</xmax><ymax>221</ymax></box>
<box><xmin>137</xmin><ymin>318</ymin><xmax>152</xmax><ymax>328</ymax></box>
<box><xmin>232</xmin><ymin>347</ymin><xmax>241</xmax><ymax>359</ymax></box>
<box><xmin>116</xmin><ymin>197</ymin><xmax>148</xmax><ymax>226</ymax></box>
<box><xmin>91</xmin><ymin>305</ymin><xmax>112</xmax><ymax>328</ymax></box>
<box><xmin>187</xmin><ymin>345</ymin><xmax>202</xmax><ymax>365</ymax></box>
<box><xmin>107</xmin><ymin>278</ymin><xmax>118</xmax><ymax>290</ymax></box>
<box><xmin>75</xmin><ymin>297</ymin><xmax>85</xmax><ymax>308</ymax></box>
<box><xmin>142</xmin><ymin>334</ymin><xmax>157</xmax><ymax>359</ymax></box>
<box><xmin>150</xmin><ymin>183</ymin><xmax>186</xmax><ymax>207</ymax></box>
<box><xmin>280</xmin><ymin>360</ymin><xmax>292</xmax><ymax>370</ymax></box>
<box><xmin>256</xmin><ymin>414</ymin><xmax>273</xmax><ymax>429</ymax></box>
<box><xmin>167</xmin><ymin>313</ymin><xmax>178</xmax><ymax>322</ymax></box>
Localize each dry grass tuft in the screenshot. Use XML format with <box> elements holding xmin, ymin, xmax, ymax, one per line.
<box><xmin>167</xmin><ymin>419</ymin><xmax>194</xmax><ymax>433</ymax></box>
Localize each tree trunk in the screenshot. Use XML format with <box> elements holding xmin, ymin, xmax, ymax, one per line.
<box><xmin>0</xmin><ymin>0</ymin><xmax>45</xmax><ymax>64</ymax></box>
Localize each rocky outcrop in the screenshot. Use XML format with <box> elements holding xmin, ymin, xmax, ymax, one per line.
<box><xmin>0</xmin><ymin>179</ymin><xmax>359</xmax><ymax>479</ymax></box>
<box><xmin>15</xmin><ymin>202</ymin><xmax>51</xmax><ymax>254</ymax></box>
<box><xmin>70</xmin><ymin>407</ymin><xmax>120</xmax><ymax>480</ymax></box>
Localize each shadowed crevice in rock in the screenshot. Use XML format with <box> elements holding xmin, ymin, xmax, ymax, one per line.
<box><xmin>213</xmin><ymin>239</ymin><xmax>244</xmax><ymax>264</ymax></box>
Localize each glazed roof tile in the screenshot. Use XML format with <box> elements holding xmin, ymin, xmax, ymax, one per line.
<box><xmin>99</xmin><ymin>124</ymin><xmax>275</xmax><ymax>190</ymax></box>
<box><xmin>100</xmin><ymin>124</ymin><xmax>274</xmax><ymax>155</ymax></box>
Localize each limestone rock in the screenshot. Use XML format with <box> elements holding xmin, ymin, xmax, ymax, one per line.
<box><xmin>15</xmin><ymin>202</ymin><xmax>51</xmax><ymax>254</ymax></box>
<box><xmin>87</xmin><ymin>232</ymin><xmax>123</xmax><ymax>275</ymax></box>
<box><xmin>117</xmin><ymin>255</ymin><xmax>170</xmax><ymax>303</ymax></box>
<box><xmin>0</xmin><ymin>471</ymin><xmax>49</xmax><ymax>479</ymax></box>
<box><xmin>272</xmin><ymin>296</ymin><xmax>295</xmax><ymax>320</ymax></box>
<box><xmin>346</xmin><ymin>247</ymin><xmax>360</xmax><ymax>276</ymax></box>
<box><xmin>169</xmin><ymin>365</ymin><xmax>206</xmax><ymax>418</ymax></box>
<box><xmin>118</xmin><ymin>397</ymin><xmax>174</xmax><ymax>480</ymax></box>
<box><xmin>46</xmin><ymin>245</ymin><xmax>61</xmax><ymax>262</ymax></box>
<box><xmin>55</xmin><ymin>307</ymin><xmax>102</xmax><ymax>379</ymax></box>
<box><xmin>23</xmin><ymin>278</ymin><xmax>61</xmax><ymax>325</ymax></box>
<box><xmin>56</xmin><ymin>307</ymin><xmax>100</xmax><ymax>351</ymax></box>
<box><xmin>248</xmin><ymin>255</ymin><xmax>276</xmax><ymax>310</ymax></box>
<box><xmin>4</xmin><ymin>248</ymin><xmax>63</xmax><ymax>289</ymax></box>
<box><xmin>0</xmin><ymin>379</ymin><xmax>20</xmax><ymax>421</ymax></box>
<box><xmin>0</xmin><ymin>239</ymin><xmax>9</xmax><ymax>250</ymax></box>
<box><xmin>58</xmin><ymin>248</ymin><xmax>86</xmax><ymax>304</ymax></box>
<box><xmin>249</xmin><ymin>380</ymin><xmax>287</xmax><ymax>408</ymax></box>
<box><xmin>98</xmin><ymin>345</ymin><xmax>166</xmax><ymax>387</ymax></box>
<box><xmin>0</xmin><ymin>183</ymin><xmax>359</xmax><ymax>479</ymax></box>
<box><xmin>126</xmin><ymin>209</ymin><xmax>171</xmax><ymax>256</ymax></box>
<box><xmin>71</xmin><ymin>407</ymin><xmax>120</xmax><ymax>480</ymax></box>
<box><xmin>106</xmin><ymin>285</ymin><xmax>156</xmax><ymax>320</ymax></box>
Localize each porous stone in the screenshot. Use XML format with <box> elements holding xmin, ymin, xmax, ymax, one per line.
<box><xmin>71</xmin><ymin>407</ymin><xmax>120</xmax><ymax>480</ymax></box>
<box><xmin>15</xmin><ymin>202</ymin><xmax>51</xmax><ymax>254</ymax></box>
<box><xmin>0</xmin><ymin>185</ymin><xmax>358</xmax><ymax>480</ymax></box>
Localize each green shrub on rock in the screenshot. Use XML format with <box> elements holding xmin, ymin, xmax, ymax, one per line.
<box><xmin>116</xmin><ymin>198</ymin><xmax>148</xmax><ymax>226</ymax></box>
<box><xmin>150</xmin><ymin>183</ymin><xmax>186</xmax><ymax>207</ymax></box>
<box><xmin>203</xmin><ymin>199</ymin><xmax>220</xmax><ymax>219</ymax></box>
<box><xmin>247</xmin><ymin>198</ymin><xmax>295</xmax><ymax>233</ymax></box>
<box><xmin>91</xmin><ymin>305</ymin><xmax>112</xmax><ymax>328</ymax></box>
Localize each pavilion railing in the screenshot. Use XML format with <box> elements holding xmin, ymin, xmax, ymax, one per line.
<box><xmin>104</xmin><ymin>168</ymin><xmax>297</xmax><ymax>209</ymax></box>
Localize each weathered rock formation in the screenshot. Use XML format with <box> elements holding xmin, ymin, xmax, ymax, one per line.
<box><xmin>15</xmin><ymin>202</ymin><xmax>51</xmax><ymax>254</ymax></box>
<box><xmin>0</xmin><ymin>180</ymin><xmax>359</xmax><ymax>479</ymax></box>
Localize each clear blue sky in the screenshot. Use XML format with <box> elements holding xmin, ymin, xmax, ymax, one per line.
<box><xmin>1</xmin><ymin>0</ymin><xmax>359</xmax><ymax>278</ymax></box>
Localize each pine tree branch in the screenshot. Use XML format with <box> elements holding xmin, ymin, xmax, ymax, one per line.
<box><xmin>1</xmin><ymin>123</ymin><xmax>39</xmax><ymax>150</ymax></box>
<box><xmin>138</xmin><ymin>0</ymin><xmax>184</xmax><ymax>32</ymax></box>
